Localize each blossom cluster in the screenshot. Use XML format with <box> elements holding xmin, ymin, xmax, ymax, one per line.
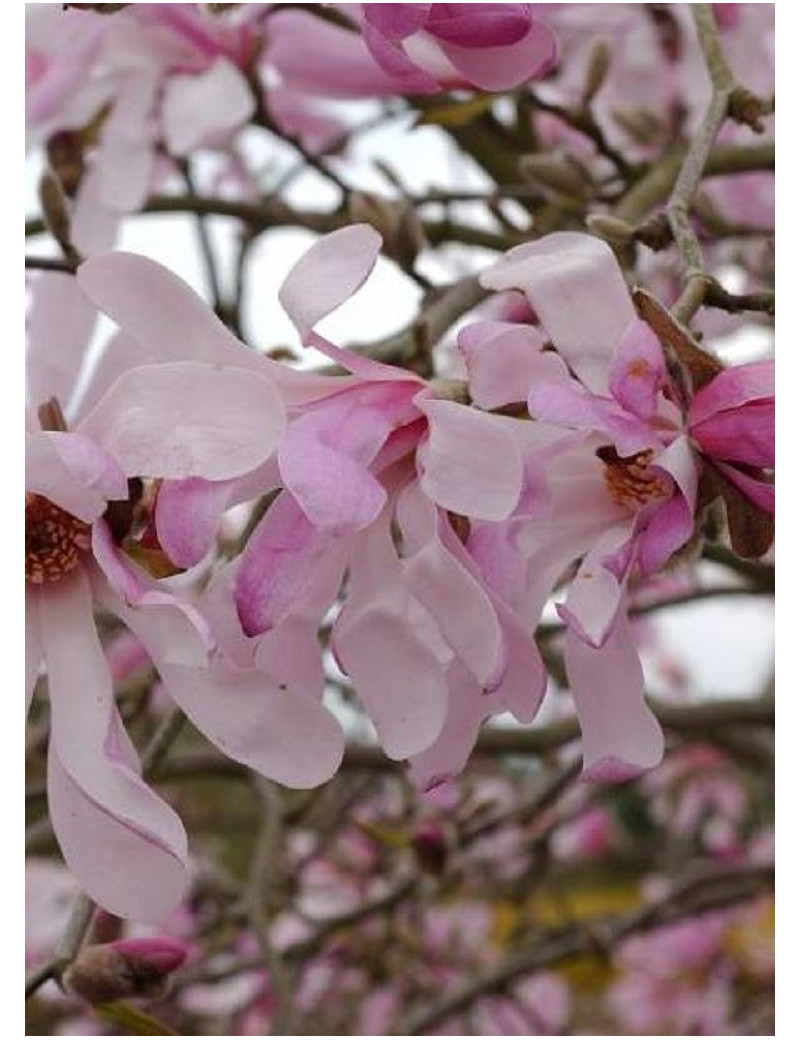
<box><xmin>26</xmin><ymin>1</ymin><xmax>774</xmax><ymax>940</ymax></box>
<box><xmin>26</xmin><ymin>222</ymin><xmax>774</xmax><ymax>922</ymax></box>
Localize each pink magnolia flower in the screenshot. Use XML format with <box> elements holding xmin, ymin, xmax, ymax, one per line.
<box><xmin>268</xmin><ymin>3</ymin><xmax>556</xmax><ymax>99</ymax></box>
<box><xmin>466</xmin><ymin>233</ymin><xmax>773</xmax><ymax>779</ymax></box>
<box><xmin>26</xmin><ymin>266</ymin><xmax>348</xmax><ymax>920</ymax></box>
<box><xmin>76</xmin><ymin>227</ymin><xmax>547</xmax><ymax>780</ymax></box>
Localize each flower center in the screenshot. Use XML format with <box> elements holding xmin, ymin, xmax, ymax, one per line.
<box><xmin>25</xmin><ymin>493</ymin><xmax>90</xmax><ymax>585</ymax></box>
<box><xmin>598</xmin><ymin>447</ymin><xmax>671</xmax><ymax>510</ymax></box>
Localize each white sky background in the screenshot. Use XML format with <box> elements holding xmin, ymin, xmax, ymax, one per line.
<box><xmin>25</xmin><ymin>106</ymin><xmax>774</xmax><ymax>708</ymax></box>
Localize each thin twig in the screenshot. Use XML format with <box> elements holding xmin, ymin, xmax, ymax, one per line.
<box><xmin>667</xmin><ymin>4</ymin><xmax>738</xmax><ymax>323</ymax></box>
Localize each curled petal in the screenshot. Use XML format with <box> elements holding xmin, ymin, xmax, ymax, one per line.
<box><xmin>335</xmin><ymin>513</ymin><xmax>448</xmax><ymax>759</ymax></box>
<box><xmin>363</xmin><ymin>5</ymin><xmax>432</xmax><ymax>40</ymax></box>
<box><xmin>278</xmin><ymin>400</ymin><xmax>391</xmax><ymax>534</ymax></box>
<box><xmin>565</xmin><ymin>611</ymin><xmax>664</xmax><ymax>781</ymax></box>
<box><xmin>41</xmin><ymin>571</ymin><xmax>188</xmax><ymax>922</ymax></box>
<box><xmin>480</xmin><ymin>233</ymin><xmax>635</xmax><ymax>393</ymax></box>
<box><xmin>279</xmin><ymin>224</ymin><xmax>382</xmax><ymax>341</ymax></box>
<box><xmin>157</xmin><ymin>659</ymin><xmax>345</xmax><ymax>789</ymax></box>
<box><xmin>79</xmin><ymin>362</ymin><xmax>286</xmax><ymax>481</ymax></box>
<box><xmin>638</xmin><ymin>435</ymin><xmax>699</xmax><ymax>575</ymax></box>
<box><xmin>26</xmin><ymin>430</ymin><xmax>127</xmax><ymax>522</ymax></box>
<box><xmin>408</xmin><ymin>661</ymin><xmax>490</xmax><ymax>791</ymax></box>
<box><xmin>557</xmin><ymin>521</ymin><xmax>636</xmax><ymax>648</ymax></box>
<box><xmin>457</xmin><ymin>321</ymin><xmax>550</xmax><ymax>409</ymax></box>
<box><xmin>234</xmin><ymin>493</ymin><xmax>349</xmax><ymax>637</ymax></box>
<box><xmin>155</xmin><ymin>477</ymin><xmax>234</xmax><ymax>569</ymax></box>
<box><xmin>402</xmin><ymin>523</ymin><xmax>504</xmax><ymax>688</ymax></box>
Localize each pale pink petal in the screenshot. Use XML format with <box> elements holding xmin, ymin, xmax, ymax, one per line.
<box><xmin>162</xmin><ymin>58</ymin><xmax>255</xmax><ymax>156</ymax></box>
<box><xmin>688</xmin><ymin>360</ymin><xmax>775</xmax><ymax>427</ymax></box>
<box><xmin>638</xmin><ymin>436</ymin><xmax>699</xmax><ymax>575</ymax></box>
<box><xmin>41</xmin><ymin>572</ymin><xmax>188</xmax><ymax>922</ymax></box>
<box><xmin>26</xmin><ymin>273</ymin><xmax>96</xmax><ymax>414</ymax></box>
<box><xmin>254</xmin><ymin>615</ymin><xmax>329</xmax><ymax>702</ymax></box>
<box><xmin>78</xmin><ymin>362</ymin><xmax>286</xmax><ymax>480</ymax></box>
<box><xmin>70</xmin><ymin>166</ymin><xmax>121</xmax><ymax>257</ymax></box>
<box><xmin>334</xmin><ymin>513</ymin><xmax>447</xmax><ymax>758</ymax></box>
<box><xmin>416</xmin><ymin>397</ymin><xmax>523</xmax><ymax>520</ymax></box>
<box><xmin>565</xmin><ymin>611</ymin><xmax>664</xmax><ymax>781</ymax></box>
<box><xmin>609</xmin><ymin>319</ymin><xmax>669</xmax><ymax>422</ymax></box>
<box><xmin>26</xmin><ymin>430</ymin><xmax>127</xmax><ymax>521</ymax></box>
<box><xmin>155</xmin><ymin>477</ymin><xmax>234</xmax><ymax>569</ymax></box>
<box><xmin>403</xmin><ymin>523</ymin><xmax>504</xmax><ymax>688</ymax></box>
<box><xmin>26</xmin><ymin>591</ymin><xmax>43</xmax><ymax>714</ymax></box>
<box><xmin>91</xmin><ymin>523</ymin><xmax>213</xmax><ymax>661</ymax></box>
<box><xmin>408</xmin><ymin>661</ymin><xmax>489</xmax><ymax>790</ymax></box>
<box><xmin>75</xmin><ymin>330</ymin><xmax>148</xmax><ymax>420</ymax></box>
<box><xmin>457</xmin><ymin>321</ymin><xmax>550</xmax><ymax>409</ymax></box>
<box><xmin>557</xmin><ymin>521</ymin><xmax>636</xmax><ymax>648</ymax></box>
<box><xmin>527</xmin><ymin>380</ymin><xmax>658</xmax><ymax>457</ymax></box>
<box><xmin>78</xmin><ymin>245</ymin><xmax>363</xmax><ymax>406</ymax></box>
<box><xmin>480</xmin><ymin>233</ymin><xmax>635</xmax><ymax>393</ymax></box>
<box><xmin>279</xmin><ymin>224</ymin><xmax>383</xmax><ymax>341</ymax></box>
<box><xmin>269</xmin><ymin>10</ymin><xmax>407</xmax><ymax>99</ymax></box>
<box><xmin>266</xmin><ymin>86</ymin><xmax>345</xmax><ymax>155</ymax></box>
<box><xmin>234</xmin><ymin>494</ymin><xmax>348</xmax><ymax>637</ymax></box>
<box><xmin>278</xmin><ymin>399</ymin><xmax>391</xmax><ymax>533</ymax></box>
<box><xmin>437</xmin><ymin>20</ymin><xmax>557</xmax><ymax>91</ymax></box>
<box><xmin>77</xmin><ymin>252</ymin><xmax>247</xmax><ymax>365</ymax></box>
<box><xmin>156</xmin><ymin>659</ymin><xmax>345</xmax><ymax>789</ymax></box>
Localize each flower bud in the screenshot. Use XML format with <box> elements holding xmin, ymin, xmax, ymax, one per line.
<box><xmin>585</xmin><ymin>214</ymin><xmax>635</xmax><ymax>245</ymax></box>
<box><xmin>63</xmin><ymin>938</ymin><xmax>188</xmax><ymax>1005</ymax></box>
<box><xmin>581</xmin><ymin>39</ymin><xmax>612</xmax><ymax>104</ymax></box>
<box><xmin>519</xmin><ymin>153</ymin><xmax>592</xmax><ymax>199</ymax></box>
<box><xmin>412</xmin><ymin>823</ymin><xmax>449</xmax><ymax>875</ymax></box>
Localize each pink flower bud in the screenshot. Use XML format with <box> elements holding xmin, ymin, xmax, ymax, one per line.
<box><xmin>63</xmin><ymin>937</ymin><xmax>188</xmax><ymax>1005</ymax></box>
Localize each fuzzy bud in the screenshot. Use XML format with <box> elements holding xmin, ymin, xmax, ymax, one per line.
<box><xmin>519</xmin><ymin>153</ymin><xmax>592</xmax><ymax>198</ymax></box>
<box><xmin>63</xmin><ymin>938</ymin><xmax>188</xmax><ymax>1005</ymax></box>
<box><xmin>585</xmin><ymin>214</ymin><xmax>635</xmax><ymax>244</ymax></box>
<box><xmin>581</xmin><ymin>39</ymin><xmax>612</xmax><ymax>104</ymax></box>
<box><xmin>38</xmin><ymin>170</ymin><xmax>74</xmax><ymax>259</ymax></box>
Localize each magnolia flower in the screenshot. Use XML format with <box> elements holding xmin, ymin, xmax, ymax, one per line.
<box><xmin>26</xmin><ymin>265</ymin><xmax>351</xmax><ymax>920</ymax></box>
<box><xmin>464</xmin><ymin>231</ymin><xmax>767</xmax><ymax>779</ymax></box>
<box><xmin>76</xmin><ymin>227</ymin><xmax>548</xmax><ymax>777</ymax></box>
<box><xmin>269</xmin><ymin>4</ymin><xmax>556</xmax><ymax>99</ymax></box>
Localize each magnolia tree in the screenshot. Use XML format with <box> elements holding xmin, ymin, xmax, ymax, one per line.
<box><xmin>25</xmin><ymin>3</ymin><xmax>774</xmax><ymax>1035</ymax></box>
